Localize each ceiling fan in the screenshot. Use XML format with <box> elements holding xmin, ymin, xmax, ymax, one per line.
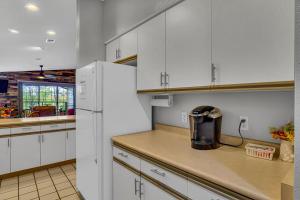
<box><xmin>36</xmin><ymin>65</ymin><xmax>56</xmax><ymax>80</ymax></box>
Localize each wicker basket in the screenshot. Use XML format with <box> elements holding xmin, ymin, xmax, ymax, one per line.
<box><xmin>245</xmin><ymin>143</ymin><xmax>275</xmax><ymax>160</ymax></box>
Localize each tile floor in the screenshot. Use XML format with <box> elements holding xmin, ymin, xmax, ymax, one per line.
<box><xmin>0</xmin><ymin>163</ymin><xmax>81</xmax><ymax>200</ymax></box>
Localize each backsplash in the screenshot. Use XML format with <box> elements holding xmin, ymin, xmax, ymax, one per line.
<box><xmin>154</xmin><ymin>91</ymin><xmax>294</xmax><ymax>143</ymax></box>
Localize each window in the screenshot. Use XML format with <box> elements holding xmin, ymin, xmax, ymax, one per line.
<box><xmin>20</xmin><ymin>82</ymin><xmax>75</xmax><ymax>115</ymax></box>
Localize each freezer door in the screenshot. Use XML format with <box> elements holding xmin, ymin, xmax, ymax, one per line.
<box><xmin>76</xmin><ymin>109</ymin><xmax>102</xmax><ymax>200</ymax></box>
<box><xmin>76</xmin><ymin>61</ymin><xmax>102</xmax><ymax>111</ymax></box>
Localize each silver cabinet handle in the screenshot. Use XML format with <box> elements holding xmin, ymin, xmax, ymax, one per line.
<box><xmin>134</xmin><ymin>178</ymin><xmax>140</xmax><ymax>196</ymax></box>
<box><xmin>116</xmin><ymin>49</ymin><xmax>118</xmax><ymax>59</ymax></box>
<box><xmin>118</xmin><ymin>152</ymin><xmax>128</xmax><ymax>158</ymax></box>
<box><xmin>42</xmin><ymin>135</ymin><xmax>44</xmax><ymax>143</ymax></box>
<box><xmin>7</xmin><ymin>138</ymin><xmax>10</xmax><ymax>148</ymax></box>
<box><xmin>66</xmin><ymin>132</ymin><xmax>69</xmax><ymax>139</ymax></box>
<box><xmin>211</xmin><ymin>63</ymin><xmax>217</xmax><ymax>83</ymax></box>
<box><xmin>49</xmin><ymin>124</ymin><xmax>58</xmax><ymax>128</ymax></box>
<box><xmin>160</xmin><ymin>72</ymin><xmax>165</xmax><ymax>86</ymax></box>
<box><xmin>165</xmin><ymin>72</ymin><xmax>169</xmax><ymax>86</ymax></box>
<box><xmin>38</xmin><ymin>135</ymin><xmax>41</xmax><ymax>143</ymax></box>
<box><xmin>139</xmin><ymin>182</ymin><xmax>144</xmax><ymax>198</ymax></box>
<box><xmin>117</xmin><ymin>48</ymin><xmax>121</xmax><ymax>59</ymax></box>
<box><xmin>150</xmin><ymin>169</ymin><xmax>166</xmax><ymax>177</ymax></box>
<box><xmin>22</xmin><ymin>127</ymin><xmax>32</xmax><ymax>130</ymax></box>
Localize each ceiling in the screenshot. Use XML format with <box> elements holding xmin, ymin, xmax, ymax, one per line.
<box><xmin>0</xmin><ymin>0</ymin><xmax>77</xmax><ymax>72</ymax></box>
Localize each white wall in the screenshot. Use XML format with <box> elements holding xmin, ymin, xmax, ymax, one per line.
<box><xmin>295</xmin><ymin>0</ymin><xmax>300</xmax><ymax>198</ymax></box>
<box><xmin>77</xmin><ymin>0</ymin><xmax>104</xmax><ymax>67</ymax></box>
<box><xmin>154</xmin><ymin>91</ymin><xmax>294</xmax><ymax>143</ymax></box>
<box><xmin>103</xmin><ymin>0</ymin><xmax>180</xmax><ymax>41</ymax></box>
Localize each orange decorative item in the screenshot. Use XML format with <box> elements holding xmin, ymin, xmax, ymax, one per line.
<box><xmin>270</xmin><ymin>122</ymin><xmax>294</xmax><ymax>162</ymax></box>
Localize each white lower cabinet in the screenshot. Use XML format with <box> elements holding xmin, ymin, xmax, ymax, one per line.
<box><xmin>11</xmin><ymin>135</ymin><xmax>41</xmax><ymax>172</ymax></box>
<box><xmin>188</xmin><ymin>180</ymin><xmax>229</xmax><ymax>200</ymax></box>
<box><xmin>66</xmin><ymin>130</ymin><xmax>76</xmax><ymax>160</ymax></box>
<box><xmin>0</xmin><ymin>137</ymin><xmax>11</xmax><ymax>175</ymax></box>
<box><xmin>113</xmin><ymin>161</ymin><xmax>140</xmax><ymax>200</ymax></box>
<box><xmin>41</xmin><ymin>131</ymin><xmax>66</xmax><ymax>165</ymax></box>
<box><xmin>141</xmin><ymin>177</ymin><xmax>177</xmax><ymax>200</ymax></box>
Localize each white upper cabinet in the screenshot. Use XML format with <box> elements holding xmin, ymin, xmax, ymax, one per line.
<box><xmin>137</xmin><ymin>13</ymin><xmax>166</xmax><ymax>90</ymax></box>
<box><xmin>106</xmin><ymin>29</ymin><xmax>138</xmax><ymax>62</ymax></box>
<box><xmin>41</xmin><ymin>131</ymin><xmax>66</xmax><ymax>165</ymax></box>
<box><xmin>11</xmin><ymin>135</ymin><xmax>41</xmax><ymax>172</ymax></box>
<box><xmin>166</xmin><ymin>0</ymin><xmax>212</xmax><ymax>88</ymax></box>
<box><xmin>106</xmin><ymin>39</ymin><xmax>120</xmax><ymax>62</ymax></box>
<box><xmin>0</xmin><ymin>137</ymin><xmax>10</xmax><ymax>175</ymax></box>
<box><xmin>212</xmin><ymin>0</ymin><xmax>294</xmax><ymax>84</ymax></box>
<box><xmin>119</xmin><ymin>30</ymin><xmax>138</xmax><ymax>59</ymax></box>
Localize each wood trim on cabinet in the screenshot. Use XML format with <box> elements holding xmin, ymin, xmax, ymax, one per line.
<box><xmin>0</xmin><ymin>120</ymin><xmax>76</xmax><ymax>129</ymax></box>
<box><xmin>9</xmin><ymin>128</ymin><xmax>75</xmax><ymax>137</ymax></box>
<box><xmin>0</xmin><ymin>159</ymin><xmax>76</xmax><ymax>179</ymax></box>
<box><xmin>137</xmin><ymin>81</ymin><xmax>294</xmax><ymax>94</ymax></box>
<box><xmin>113</xmin><ymin>142</ymin><xmax>253</xmax><ymax>200</ymax></box>
<box><xmin>114</xmin><ymin>55</ymin><xmax>137</xmax><ymax>64</ymax></box>
<box><xmin>141</xmin><ymin>172</ymin><xmax>188</xmax><ymax>200</ymax></box>
<box><xmin>113</xmin><ymin>157</ymin><xmax>140</xmax><ymax>176</ymax></box>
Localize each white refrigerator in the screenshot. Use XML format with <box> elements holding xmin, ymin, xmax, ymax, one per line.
<box><xmin>76</xmin><ymin>61</ymin><xmax>152</xmax><ymax>200</ymax></box>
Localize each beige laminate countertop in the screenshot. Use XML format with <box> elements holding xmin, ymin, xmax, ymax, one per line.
<box><xmin>112</xmin><ymin>125</ymin><xmax>293</xmax><ymax>200</ymax></box>
<box><xmin>0</xmin><ymin>115</ymin><xmax>75</xmax><ymax>128</ymax></box>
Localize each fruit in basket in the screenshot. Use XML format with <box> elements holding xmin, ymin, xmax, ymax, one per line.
<box><xmin>269</xmin><ymin>122</ymin><xmax>294</xmax><ymax>142</ymax></box>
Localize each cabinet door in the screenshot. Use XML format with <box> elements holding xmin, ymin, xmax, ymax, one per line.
<box><xmin>141</xmin><ymin>177</ymin><xmax>177</xmax><ymax>200</ymax></box>
<box><xmin>0</xmin><ymin>138</ymin><xmax>10</xmax><ymax>175</ymax></box>
<box><xmin>11</xmin><ymin>135</ymin><xmax>41</xmax><ymax>172</ymax></box>
<box><xmin>66</xmin><ymin>130</ymin><xmax>76</xmax><ymax>160</ymax></box>
<box><xmin>106</xmin><ymin>39</ymin><xmax>120</xmax><ymax>62</ymax></box>
<box><xmin>166</xmin><ymin>0</ymin><xmax>212</xmax><ymax>88</ymax></box>
<box><xmin>113</xmin><ymin>161</ymin><xmax>140</xmax><ymax>200</ymax></box>
<box><xmin>188</xmin><ymin>180</ymin><xmax>229</xmax><ymax>200</ymax></box>
<box><xmin>41</xmin><ymin>131</ymin><xmax>66</xmax><ymax>165</ymax></box>
<box><xmin>137</xmin><ymin>13</ymin><xmax>166</xmax><ymax>90</ymax></box>
<box><xmin>119</xmin><ymin>29</ymin><xmax>138</xmax><ymax>59</ymax></box>
<box><xmin>212</xmin><ymin>0</ymin><xmax>294</xmax><ymax>84</ymax></box>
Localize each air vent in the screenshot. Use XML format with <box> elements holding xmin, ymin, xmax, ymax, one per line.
<box><xmin>45</xmin><ymin>39</ymin><xmax>55</xmax><ymax>44</ymax></box>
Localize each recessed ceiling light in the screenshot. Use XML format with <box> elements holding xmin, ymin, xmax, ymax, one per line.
<box><xmin>46</xmin><ymin>30</ymin><xmax>56</xmax><ymax>36</ymax></box>
<box><xmin>28</xmin><ymin>46</ymin><xmax>43</xmax><ymax>51</ymax></box>
<box><xmin>8</xmin><ymin>29</ymin><xmax>20</xmax><ymax>34</ymax></box>
<box><xmin>25</xmin><ymin>3</ymin><xmax>39</xmax><ymax>12</ymax></box>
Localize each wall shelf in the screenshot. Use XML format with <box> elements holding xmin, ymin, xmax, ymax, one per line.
<box><xmin>137</xmin><ymin>81</ymin><xmax>295</xmax><ymax>94</ymax></box>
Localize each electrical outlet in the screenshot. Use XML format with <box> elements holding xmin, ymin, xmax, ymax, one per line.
<box><xmin>181</xmin><ymin>112</ymin><xmax>188</xmax><ymax>123</ymax></box>
<box><xmin>240</xmin><ymin>116</ymin><xmax>249</xmax><ymax>131</ymax></box>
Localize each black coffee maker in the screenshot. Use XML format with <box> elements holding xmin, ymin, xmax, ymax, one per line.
<box><xmin>189</xmin><ymin>106</ymin><xmax>222</xmax><ymax>150</ymax></box>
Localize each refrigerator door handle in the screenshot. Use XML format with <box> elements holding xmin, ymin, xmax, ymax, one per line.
<box><xmin>92</xmin><ymin>113</ymin><xmax>98</xmax><ymax>164</ymax></box>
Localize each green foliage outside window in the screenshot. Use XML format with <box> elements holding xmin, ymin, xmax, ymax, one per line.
<box><xmin>21</xmin><ymin>82</ymin><xmax>75</xmax><ymax>114</ymax></box>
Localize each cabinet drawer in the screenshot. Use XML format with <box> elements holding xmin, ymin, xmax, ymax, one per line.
<box><xmin>113</xmin><ymin>147</ymin><xmax>140</xmax><ymax>170</ymax></box>
<box><xmin>0</xmin><ymin>128</ymin><xmax>10</xmax><ymax>136</ymax></box>
<box><xmin>41</xmin><ymin>123</ymin><xmax>66</xmax><ymax>131</ymax></box>
<box><xmin>188</xmin><ymin>180</ymin><xmax>230</xmax><ymax>200</ymax></box>
<box><xmin>11</xmin><ymin>126</ymin><xmax>41</xmax><ymax>135</ymax></box>
<box><xmin>141</xmin><ymin>160</ymin><xmax>188</xmax><ymax>196</ymax></box>
<box><xmin>66</xmin><ymin>123</ymin><xmax>76</xmax><ymax>129</ymax></box>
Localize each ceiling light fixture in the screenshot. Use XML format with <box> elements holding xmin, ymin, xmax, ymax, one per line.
<box><xmin>36</xmin><ymin>65</ymin><xmax>46</xmax><ymax>79</ymax></box>
<box><xmin>28</xmin><ymin>46</ymin><xmax>43</xmax><ymax>51</ymax></box>
<box><xmin>8</xmin><ymin>29</ymin><xmax>20</xmax><ymax>34</ymax></box>
<box><xmin>46</xmin><ymin>30</ymin><xmax>56</xmax><ymax>36</ymax></box>
<box><xmin>25</xmin><ymin>3</ymin><xmax>39</xmax><ymax>12</ymax></box>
